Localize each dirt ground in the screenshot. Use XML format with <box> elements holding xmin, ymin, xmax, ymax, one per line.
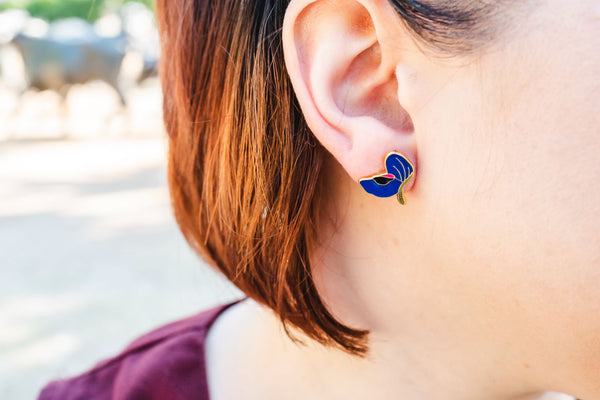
<box><xmin>0</xmin><ymin>92</ymin><xmax>242</xmax><ymax>399</ymax></box>
<box><xmin>0</xmin><ymin>78</ymin><xmax>164</xmax><ymax>141</ymax></box>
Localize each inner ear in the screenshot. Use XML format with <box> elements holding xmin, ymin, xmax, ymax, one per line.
<box><xmin>283</xmin><ymin>0</ymin><xmax>418</xmax><ymax>181</ymax></box>
<box><xmin>338</xmin><ymin>43</ymin><xmax>412</xmax><ymax>133</ymax></box>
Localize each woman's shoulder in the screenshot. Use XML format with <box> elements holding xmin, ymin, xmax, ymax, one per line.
<box><xmin>38</xmin><ymin>298</ymin><xmax>246</xmax><ymax>400</ymax></box>
<box><xmin>203</xmin><ymin>297</ymin><xmax>314</xmax><ymax>400</ymax></box>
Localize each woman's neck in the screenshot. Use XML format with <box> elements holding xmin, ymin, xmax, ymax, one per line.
<box><xmin>208</xmin><ymin>296</ymin><xmax>573</xmax><ymax>400</ymax></box>
<box><xmin>297</xmin><ymin>165</ymin><xmax>580</xmax><ymax>399</ymax></box>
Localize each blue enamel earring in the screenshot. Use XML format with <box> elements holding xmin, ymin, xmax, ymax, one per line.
<box><xmin>359</xmin><ymin>152</ymin><xmax>415</xmax><ymax>205</ymax></box>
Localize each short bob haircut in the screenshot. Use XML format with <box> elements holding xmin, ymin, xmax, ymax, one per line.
<box><xmin>155</xmin><ymin>0</ymin><xmax>513</xmax><ymax>357</ymax></box>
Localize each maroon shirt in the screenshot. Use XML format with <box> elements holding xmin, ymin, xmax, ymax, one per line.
<box><xmin>38</xmin><ymin>298</ymin><xmax>245</xmax><ymax>400</ymax></box>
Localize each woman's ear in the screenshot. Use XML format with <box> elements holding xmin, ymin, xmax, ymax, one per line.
<box><xmin>283</xmin><ymin>0</ymin><xmax>418</xmax><ymax>183</ymax></box>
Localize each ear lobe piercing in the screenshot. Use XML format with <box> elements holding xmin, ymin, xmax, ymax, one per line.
<box><xmin>359</xmin><ymin>152</ymin><xmax>415</xmax><ymax>205</ymax></box>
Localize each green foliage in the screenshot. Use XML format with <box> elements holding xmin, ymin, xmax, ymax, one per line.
<box><xmin>124</xmin><ymin>0</ymin><xmax>153</xmax><ymax>10</ymax></box>
<box><xmin>0</xmin><ymin>0</ymin><xmax>153</xmax><ymax>22</ymax></box>
<box><xmin>7</xmin><ymin>0</ymin><xmax>104</xmax><ymax>22</ymax></box>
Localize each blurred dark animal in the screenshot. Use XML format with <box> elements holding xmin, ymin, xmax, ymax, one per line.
<box><xmin>11</xmin><ymin>20</ymin><xmax>128</xmax><ymax>105</ymax></box>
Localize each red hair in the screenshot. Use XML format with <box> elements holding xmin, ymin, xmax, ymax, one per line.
<box><xmin>155</xmin><ymin>0</ymin><xmax>369</xmax><ymax>356</ymax></box>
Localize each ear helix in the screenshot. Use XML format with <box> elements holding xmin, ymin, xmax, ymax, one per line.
<box><xmin>359</xmin><ymin>152</ymin><xmax>415</xmax><ymax>205</ymax></box>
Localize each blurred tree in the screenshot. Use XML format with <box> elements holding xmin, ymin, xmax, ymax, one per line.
<box><xmin>0</xmin><ymin>0</ymin><xmax>153</xmax><ymax>22</ymax></box>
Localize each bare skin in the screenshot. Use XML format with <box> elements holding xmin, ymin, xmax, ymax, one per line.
<box><xmin>206</xmin><ymin>0</ymin><xmax>600</xmax><ymax>399</ymax></box>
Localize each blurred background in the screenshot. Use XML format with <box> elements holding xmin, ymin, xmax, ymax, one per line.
<box><xmin>0</xmin><ymin>1</ymin><xmax>242</xmax><ymax>399</ymax></box>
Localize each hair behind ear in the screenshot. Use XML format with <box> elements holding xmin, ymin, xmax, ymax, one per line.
<box><xmin>156</xmin><ymin>0</ymin><xmax>370</xmax><ymax>356</ymax></box>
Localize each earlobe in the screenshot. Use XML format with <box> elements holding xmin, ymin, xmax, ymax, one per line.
<box><xmin>282</xmin><ymin>0</ymin><xmax>418</xmax><ymax>186</ymax></box>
